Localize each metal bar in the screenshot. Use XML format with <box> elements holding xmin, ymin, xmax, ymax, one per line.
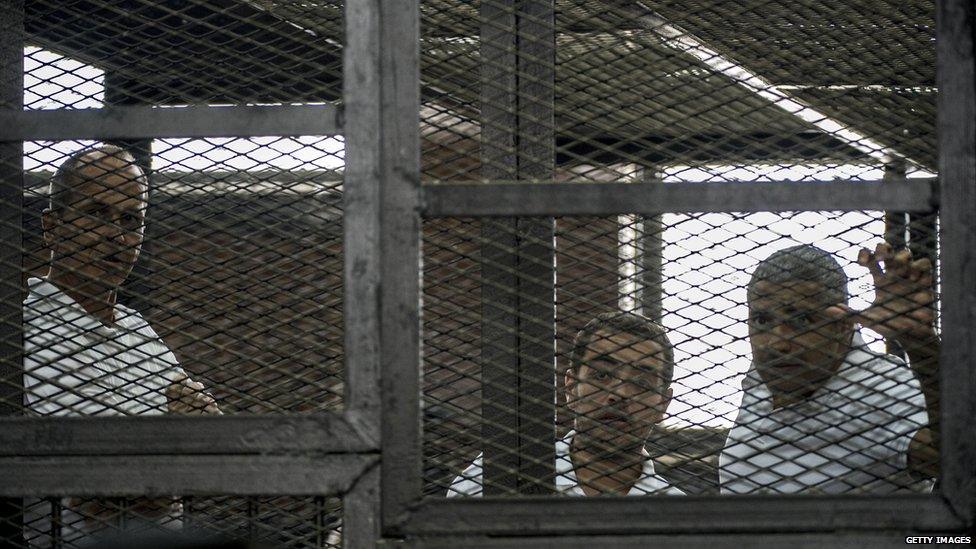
<box><xmin>104</xmin><ymin>71</ymin><xmax>156</xmax><ymax>316</ymax></box>
<box><xmin>344</xmin><ymin>461</ymin><xmax>380</xmax><ymax>549</ymax></box>
<box><xmin>637</xmin><ymin>167</ymin><xmax>664</xmax><ymax>321</ymax></box>
<box><xmin>0</xmin><ymin>2</ymin><xmax>24</xmax><ymax>546</ymax></box>
<box><xmin>0</xmin><ymin>454</ymin><xmax>378</xmax><ymax>497</ymax></box>
<box><xmin>882</xmin><ymin>162</ymin><xmax>909</xmax><ymax>360</ymax></box>
<box><xmin>0</xmin><ymin>413</ymin><xmax>377</xmax><ymax>455</ymax></box>
<box><xmin>344</xmin><ymin>0</ymin><xmax>422</xmax><ymax>529</ymax></box>
<box><xmin>394</xmin><ymin>496</ymin><xmax>964</xmax><ymax>536</ymax></box>
<box><xmin>343</xmin><ymin>0</ymin><xmax>383</xmax><ymax>434</ymax></box>
<box><xmin>479</xmin><ymin>0</ymin><xmax>520</xmax><ymax>496</ymax></box>
<box><xmin>377</xmin><ymin>0</ymin><xmax>423</xmax><ymax>525</ymax></box>
<box><xmin>390</xmin><ymin>532</ymin><xmax>966</xmax><ymax>549</ymax></box>
<box><xmin>422</xmin><ymin>179</ymin><xmax>938</xmax><ymax>217</ymax></box>
<box><xmin>936</xmin><ymin>0</ymin><xmax>976</xmax><ymax>526</ymax></box>
<box><xmin>514</xmin><ymin>0</ymin><xmax>556</xmax><ymax>495</ymax></box>
<box><xmin>0</xmin><ymin>104</ymin><xmax>342</xmax><ymax>141</ymax></box>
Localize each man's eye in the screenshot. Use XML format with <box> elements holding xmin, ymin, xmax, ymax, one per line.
<box><xmin>595</xmin><ymin>370</ymin><xmax>612</xmax><ymax>381</ymax></box>
<box><xmin>121</xmin><ymin>213</ymin><xmax>141</xmax><ymax>228</ymax></box>
<box><xmin>752</xmin><ymin>314</ymin><xmax>770</xmax><ymax>326</ymax></box>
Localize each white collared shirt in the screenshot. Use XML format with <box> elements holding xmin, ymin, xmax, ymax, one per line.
<box><xmin>447</xmin><ymin>431</ymin><xmax>686</xmax><ymax>497</ymax></box>
<box><xmin>720</xmin><ymin>331</ymin><xmax>933</xmax><ymax>494</ymax></box>
<box><xmin>22</xmin><ymin>277</ymin><xmax>185</xmax><ymax>547</ymax></box>
<box><xmin>23</xmin><ymin>277</ymin><xmax>184</xmax><ymax>416</ymax></box>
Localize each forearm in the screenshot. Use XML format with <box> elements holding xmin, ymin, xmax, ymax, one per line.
<box><xmin>904</xmin><ymin>339</ymin><xmax>940</xmax><ymax>478</ymax></box>
<box><xmin>904</xmin><ymin>339</ymin><xmax>940</xmax><ymax>442</ymax></box>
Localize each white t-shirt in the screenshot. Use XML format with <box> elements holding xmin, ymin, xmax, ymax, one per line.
<box><xmin>720</xmin><ymin>331</ymin><xmax>932</xmax><ymax>495</ymax></box>
<box><xmin>447</xmin><ymin>430</ymin><xmax>686</xmax><ymax>497</ymax></box>
<box><xmin>22</xmin><ymin>277</ymin><xmax>185</xmax><ymax>547</ymax></box>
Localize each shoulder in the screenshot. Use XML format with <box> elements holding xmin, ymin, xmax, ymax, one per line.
<box><xmin>837</xmin><ymin>347</ymin><xmax>921</xmax><ymax>401</ymax></box>
<box><xmin>446</xmin><ymin>453</ymin><xmax>484</xmax><ymax>497</ymax></box>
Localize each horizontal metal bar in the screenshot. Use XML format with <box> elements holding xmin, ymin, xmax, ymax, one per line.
<box><xmin>421</xmin><ymin>179</ymin><xmax>938</xmax><ymax>217</ymax></box>
<box><xmin>0</xmin><ymin>454</ymin><xmax>377</xmax><ymax>497</ymax></box>
<box><xmin>0</xmin><ymin>411</ymin><xmax>377</xmax><ymax>456</ymax></box>
<box><xmin>391</xmin><ymin>495</ymin><xmax>963</xmax><ymax>536</ymax></box>
<box><xmin>0</xmin><ymin>104</ymin><xmax>341</xmax><ymax>141</ymax></box>
<box><xmin>388</xmin><ymin>532</ymin><xmax>967</xmax><ymax>549</ymax></box>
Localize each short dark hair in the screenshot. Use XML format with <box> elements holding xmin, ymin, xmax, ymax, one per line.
<box><xmin>569</xmin><ymin>311</ymin><xmax>675</xmax><ymax>389</ymax></box>
<box><xmin>748</xmin><ymin>244</ymin><xmax>849</xmax><ymax>307</ymax></box>
<box><xmin>49</xmin><ymin>145</ymin><xmax>146</xmax><ymax>216</ymax></box>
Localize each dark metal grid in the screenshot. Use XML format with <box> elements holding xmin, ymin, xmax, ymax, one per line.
<box><xmin>422</xmin><ymin>212</ymin><xmax>941</xmax><ymax>498</ymax></box>
<box><xmin>4</xmin><ymin>495</ymin><xmax>343</xmax><ymax>549</ymax></box>
<box><xmin>417</xmin><ymin>0</ymin><xmax>936</xmax><ymax>184</ymax></box>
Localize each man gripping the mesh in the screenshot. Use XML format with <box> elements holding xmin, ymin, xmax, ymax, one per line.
<box><xmin>448</xmin><ymin>312</ymin><xmax>685</xmax><ymax>497</ymax></box>
<box><xmin>23</xmin><ymin>145</ymin><xmax>220</xmax><ymax>546</ymax></box>
<box><xmin>720</xmin><ymin>244</ymin><xmax>939</xmax><ymax>494</ymax></box>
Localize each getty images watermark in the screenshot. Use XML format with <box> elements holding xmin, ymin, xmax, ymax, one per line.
<box><xmin>905</xmin><ymin>536</ymin><xmax>971</xmax><ymax>544</ymax></box>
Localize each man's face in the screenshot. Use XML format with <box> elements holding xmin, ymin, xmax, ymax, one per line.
<box><xmin>566</xmin><ymin>329</ymin><xmax>672</xmax><ymax>453</ymax></box>
<box><xmin>749</xmin><ymin>280</ymin><xmax>853</xmax><ymax>405</ymax></box>
<box><xmin>43</xmin><ymin>154</ymin><xmax>147</xmax><ymax>290</ymax></box>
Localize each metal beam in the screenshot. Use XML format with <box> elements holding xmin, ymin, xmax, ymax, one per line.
<box><xmin>0</xmin><ymin>104</ymin><xmax>341</xmax><ymax>141</ymax></box>
<box><xmin>393</xmin><ymin>495</ymin><xmax>964</xmax><ymax>537</ymax></box>
<box><xmin>0</xmin><ymin>1</ymin><xmax>24</xmax><ymax>545</ymax></box>
<box><xmin>422</xmin><ymin>179</ymin><xmax>938</xmax><ymax>217</ymax></box>
<box><xmin>0</xmin><ymin>412</ymin><xmax>378</xmax><ymax>456</ymax></box>
<box><xmin>513</xmin><ymin>0</ymin><xmax>557</xmax><ymax>497</ymax></box>
<box><xmin>936</xmin><ymin>0</ymin><xmax>976</xmax><ymax>527</ymax></box>
<box><xmin>345</xmin><ymin>461</ymin><xmax>381</xmax><ymax>549</ymax></box>
<box><xmin>344</xmin><ymin>0</ymin><xmax>421</xmax><ymax>531</ymax></box>
<box><xmin>0</xmin><ymin>454</ymin><xmax>378</xmax><ymax>497</ymax></box>
<box><xmin>479</xmin><ymin>0</ymin><xmax>521</xmax><ymax>497</ymax></box>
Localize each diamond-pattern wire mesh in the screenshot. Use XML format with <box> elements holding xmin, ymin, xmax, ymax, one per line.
<box><xmin>423</xmin><ymin>213</ymin><xmax>940</xmax><ymax>497</ymax></box>
<box><xmin>418</xmin><ymin>0</ymin><xmax>935</xmax><ymax>184</ymax></box>
<box><xmin>417</xmin><ymin>0</ymin><xmax>939</xmax><ymax>498</ymax></box>
<box><xmin>6</xmin><ymin>496</ymin><xmax>342</xmax><ymax>548</ymax></box>
<box><xmin>6</xmin><ymin>1</ymin><xmax>350</xmax><ymax>546</ymax></box>
<box><xmin>16</xmin><ymin>0</ymin><xmax>347</xmax><ymax>416</ymax></box>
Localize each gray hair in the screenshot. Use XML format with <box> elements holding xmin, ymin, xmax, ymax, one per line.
<box><xmin>569</xmin><ymin>311</ymin><xmax>675</xmax><ymax>388</ymax></box>
<box><xmin>748</xmin><ymin>244</ymin><xmax>849</xmax><ymax>306</ymax></box>
<box><xmin>49</xmin><ymin>145</ymin><xmax>145</xmax><ymax>216</ymax></box>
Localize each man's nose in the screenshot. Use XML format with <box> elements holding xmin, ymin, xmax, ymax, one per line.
<box><xmin>771</xmin><ymin>323</ymin><xmax>794</xmax><ymax>353</ymax></box>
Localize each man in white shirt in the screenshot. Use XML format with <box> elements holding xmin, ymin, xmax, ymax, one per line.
<box><xmin>23</xmin><ymin>145</ymin><xmax>220</xmax><ymax>546</ymax></box>
<box><xmin>449</xmin><ymin>312</ymin><xmax>685</xmax><ymax>496</ymax></box>
<box><xmin>720</xmin><ymin>244</ymin><xmax>939</xmax><ymax>494</ymax></box>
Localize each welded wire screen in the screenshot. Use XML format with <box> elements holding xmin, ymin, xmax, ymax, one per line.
<box><xmin>418</xmin><ymin>0</ymin><xmax>939</xmax><ymax>499</ymax></box>
<box><xmin>423</xmin><ymin>212</ymin><xmax>940</xmax><ymax>497</ymax></box>
<box><xmin>5</xmin><ymin>495</ymin><xmax>342</xmax><ymax>548</ymax></box>
<box><xmin>9</xmin><ymin>2</ymin><xmax>346</xmax><ymax>418</ymax></box>
<box><xmin>2</xmin><ymin>3</ymin><xmax>350</xmax><ymax>547</ymax></box>
<box><xmin>418</xmin><ymin>0</ymin><xmax>935</xmax><ymax>184</ymax></box>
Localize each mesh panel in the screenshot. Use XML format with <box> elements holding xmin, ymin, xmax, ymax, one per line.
<box><xmin>4</xmin><ymin>496</ymin><xmax>342</xmax><ymax>548</ymax></box>
<box><xmin>423</xmin><ymin>212</ymin><xmax>939</xmax><ymax>497</ymax></box>
<box><xmin>418</xmin><ymin>0</ymin><xmax>938</xmax><ymax>499</ymax></box>
<box><xmin>11</xmin><ymin>7</ymin><xmax>345</xmax><ymax>416</ymax></box>
<box><xmin>418</xmin><ymin>0</ymin><xmax>935</xmax><ymax>184</ymax></box>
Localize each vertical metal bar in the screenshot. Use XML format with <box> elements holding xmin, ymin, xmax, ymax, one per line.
<box><xmin>936</xmin><ymin>0</ymin><xmax>976</xmax><ymax>525</ymax></box>
<box><xmin>882</xmin><ymin>161</ymin><xmax>908</xmax><ymax>360</ymax></box>
<box><xmin>345</xmin><ymin>0</ymin><xmax>420</xmax><ymax>530</ymax></box>
<box><xmin>343</xmin><ymin>0</ymin><xmax>382</xmax><ymax>433</ymax></box>
<box><xmin>104</xmin><ymin>72</ymin><xmax>155</xmax><ymax>313</ymax></box>
<box><xmin>638</xmin><ymin>167</ymin><xmax>664</xmax><ymax>322</ymax></box>
<box><xmin>480</xmin><ymin>0</ymin><xmax>520</xmax><ymax>496</ymax></box>
<box><xmin>0</xmin><ymin>1</ymin><xmax>24</xmax><ymax>546</ymax></box>
<box><xmin>344</xmin><ymin>465</ymin><xmax>379</xmax><ymax>549</ymax></box>
<box><xmin>515</xmin><ymin>0</ymin><xmax>556</xmax><ymax>495</ymax></box>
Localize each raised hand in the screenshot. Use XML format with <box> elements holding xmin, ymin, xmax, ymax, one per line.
<box><xmin>166</xmin><ymin>372</ymin><xmax>222</xmax><ymax>415</ymax></box>
<box><xmin>854</xmin><ymin>243</ymin><xmax>936</xmax><ymax>344</ymax></box>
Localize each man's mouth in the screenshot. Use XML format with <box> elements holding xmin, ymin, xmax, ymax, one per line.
<box><xmin>597</xmin><ymin>412</ymin><xmax>628</xmax><ymax>424</ymax></box>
